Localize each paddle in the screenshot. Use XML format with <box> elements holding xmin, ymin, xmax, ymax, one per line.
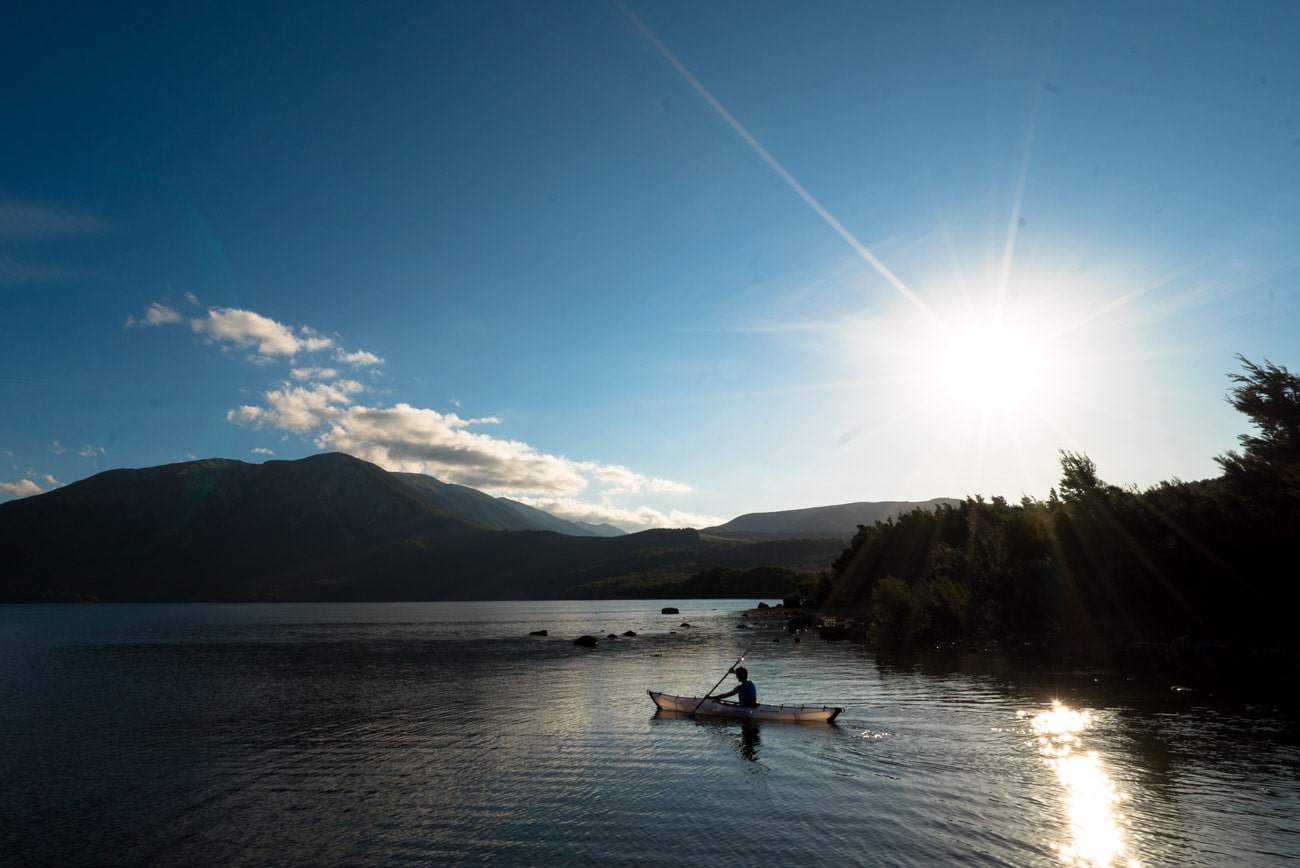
<box><xmin>694</xmin><ymin>644</ymin><xmax>755</xmax><ymax>714</ymax></box>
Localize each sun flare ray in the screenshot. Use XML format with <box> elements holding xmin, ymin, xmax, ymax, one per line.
<box><xmin>622</xmin><ymin>3</ymin><xmax>942</xmax><ymax>328</ymax></box>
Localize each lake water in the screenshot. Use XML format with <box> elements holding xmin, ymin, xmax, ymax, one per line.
<box><xmin>2</xmin><ymin>600</ymin><xmax>1297</xmax><ymax>866</ymax></box>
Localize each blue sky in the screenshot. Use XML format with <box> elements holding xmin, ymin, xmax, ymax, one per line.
<box><xmin>3</xmin><ymin>1</ymin><xmax>1298</xmax><ymax>530</ymax></box>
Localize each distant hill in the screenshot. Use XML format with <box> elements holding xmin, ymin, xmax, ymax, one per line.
<box><xmin>0</xmin><ymin>453</ymin><xmax>843</xmax><ymax>602</ymax></box>
<box><xmin>393</xmin><ymin>472</ymin><xmax>624</xmax><ymax>537</ymax></box>
<box><xmin>703</xmin><ymin>499</ymin><xmax>961</xmax><ymax>541</ymax></box>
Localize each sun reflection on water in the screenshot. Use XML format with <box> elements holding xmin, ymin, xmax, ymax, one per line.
<box><xmin>1021</xmin><ymin>701</ymin><xmax>1139</xmax><ymax>868</ymax></box>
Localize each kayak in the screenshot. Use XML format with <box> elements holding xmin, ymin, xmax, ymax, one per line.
<box><xmin>648</xmin><ymin>690</ymin><xmax>843</xmax><ymax>723</ymax></box>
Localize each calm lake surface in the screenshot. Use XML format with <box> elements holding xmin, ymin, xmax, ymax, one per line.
<box><xmin>2</xmin><ymin>600</ymin><xmax>1297</xmax><ymax>866</ymax></box>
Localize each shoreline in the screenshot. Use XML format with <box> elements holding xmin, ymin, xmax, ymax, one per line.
<box><xmin>742</xmin><ymin>604</ymin><xmax>1300</xmax><ymax>710</ymax></box>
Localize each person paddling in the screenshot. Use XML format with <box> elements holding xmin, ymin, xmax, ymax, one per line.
<box><xmin>713</xmin><ymin>666</ymin><xmax>757</xmax><ymax>707</ymax></box>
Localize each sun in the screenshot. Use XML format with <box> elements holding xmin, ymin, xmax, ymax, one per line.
<box><xmin>929</xmin><ymin>312</ymin><xmax>1053</xmax><ymax>419</ymax></box>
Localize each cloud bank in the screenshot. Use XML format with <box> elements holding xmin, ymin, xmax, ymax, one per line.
<box><xmin>133</xmin><ymin>302</ymin><xmax>719</xmax><ymax>529</ymax></box>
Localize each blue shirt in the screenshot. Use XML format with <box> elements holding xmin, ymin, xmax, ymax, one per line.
<box><xmin>738</xmin><ymin>680</ymin><xmax>757</xmax><ymax>707</ymax></box>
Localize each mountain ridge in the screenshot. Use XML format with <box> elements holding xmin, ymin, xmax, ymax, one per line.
<box><xmin>703</xmin><ymin>499</ymin><xmax>961</xmax><ymax>541</ymax></box>
<box><xmin>0</xmin><ymin>453</ymin><xmax>953</xmax><ymax>602</ymax></box>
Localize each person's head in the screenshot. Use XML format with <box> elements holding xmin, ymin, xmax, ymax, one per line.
<box><xmin>734</xmin><ymin>666</ymin><xmax>748</xmax><ymax>681</ymax></box>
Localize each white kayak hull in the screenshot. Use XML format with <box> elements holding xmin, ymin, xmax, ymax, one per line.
<box><xmin>648</xmin><ymin>691</ymin><xmax>842</xmax><ymax>723</ymax></box>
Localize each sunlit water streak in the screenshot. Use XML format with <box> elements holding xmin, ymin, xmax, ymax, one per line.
<box><xmin>1025</xmin><ymin>701</ymin><xmax>1136</xmax><ymax>868</ymax></box>
<box><xmin>2</xmin><ymin>601</ymin><xmax>1297</xmax><ymax>866</ymax></box>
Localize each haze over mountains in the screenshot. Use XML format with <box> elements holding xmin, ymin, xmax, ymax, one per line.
<box><xmin>0</xmin><ymin>453</ymin><xmax>954</xmax><ymax>602</ymax></box>
<box><xmin>391</xmin><ymin>472</ymin><xmax>624</xmax><ymax>537</ymax></box>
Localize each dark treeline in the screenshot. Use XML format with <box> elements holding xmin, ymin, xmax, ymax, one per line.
<box><xmin>806</xmin><ymin>357</ymin><xmax>1299</xmax><ymax>663</ymax></box>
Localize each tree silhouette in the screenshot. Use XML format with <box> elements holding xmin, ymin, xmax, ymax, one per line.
<box><xmin>1217</xmin><ymin>355</ymin><xmax>1300</xmax><ymax>524</ymax></box>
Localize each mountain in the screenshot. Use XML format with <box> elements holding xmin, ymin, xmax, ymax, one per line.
<box><xmin>0</xmin><ymin>453</ymin><xmax>843</xmax><ymax>602</ymax></box>
<box><xmin>0</xmin><ymin>453</ymin><xmax>482</xmax><ymax>601</ymax></box>
<box><xmin>569</xmin><ymin>520</ymin><xmax>626</xmax><ymax>537</ymax></box>
<box><xmin>703</xmin><ymin>499</ymin><xmax>961</xmax><ymax>541</ymax></box>
<box><xmin>392</xmin><ymin>472</ymin><xmax>623</xmax><ymax>536</ymax></box>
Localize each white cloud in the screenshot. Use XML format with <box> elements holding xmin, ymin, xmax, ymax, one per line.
<box><xmin>227</xmin><ymin>379</ymin><xmax>364</xmax><ymax>431</ymax></box>
<box><xmin>224</xmin><ymin>375</ymin><xmax>706</xmax><ymax>525</ymax></box>
<box><xmin>43</xmin><ymin>474</ymin><xmax>61</xmax><ymax>486</ymax></box>
<box><xmin>0</xmin><ymin>479</ymin><xmax>43</xmax><ymax>499</ymax></box>
<box><xmin>79</xmin><ymin>445</ymin><xmax>105</xmax><ymax>457</ymax></box>
<box><xmin>148</xmin><ymin>303</ymin><xmax>183</xmax><ymax>325</ymax></box>
<box><xmin>291</xmin><ymin>366</ymin><xmax>339</xmax><ymax>381</ymax></box>
<box><xmin>191</xmin><ymin>307</ymin><xmax>334</xmax><ymax>358</ymax></box>
<box><xmin>252</xmin><ymin>447</ymin><xmax>275</xmax><ymax>455</ymax></box>
<box><xmin>577</xmin><ymin>462</ymin><xmax>692</xmax><ymax>495</ymax></box>
<box><xmin>312</xmin><ymin>403</ymin><xmax>592</xmax><ymax>495</ymax></box>
<box><xmin>229</xmin><ymin>385</ymin><xmax>700</xmax><ymax>514</ymax></box>
<box><xmin>184</xmin><ymin>292</ymin><xmax>199</xmax><ymax>305</ymax></box>
<box><xmin>512</xmin><ymin>495</ymin><xmax>723</xmax><ymax>531</ymax></box>
<box><xmin>227</xmin><ymin>406</ymin><xmax>266</xmax><ymax>426</ymax></box>
<box><xmin>50</xmin><ymin>441</ymin><xmax>66</xmax><ymax>455</ymax></box>
<box><xmin>125</xmin><ymin>302</ymin><xmax>183</xmax><ymax>328</ymax></box>
<box><xmin>337</xmin><ymin>349</ymin><xmax>384</xmax><ymax>366</ymax></box>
